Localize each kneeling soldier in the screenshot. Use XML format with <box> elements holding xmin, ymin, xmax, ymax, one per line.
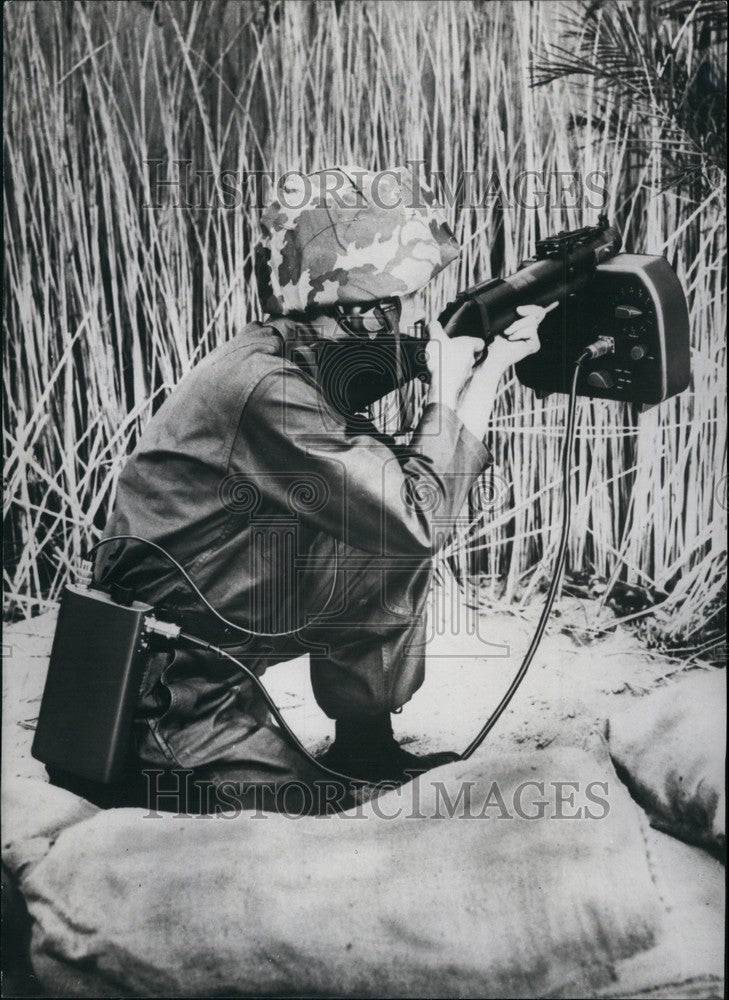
<box><xmin>96</xmin><ymin>166</ymin><xmax>549</xmax><ymax>811</ymax></box>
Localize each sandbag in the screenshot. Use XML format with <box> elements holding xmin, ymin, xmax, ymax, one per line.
<box><xmin>8</xmin><ymin>747</ymin><xmax>670</xmax><ymax>998</ymax></box>
<box><xmin>2</xmin><ymin>778</ymin><xmax>99</xmax><ymax>877</ymax></box>
<box><xmin>608</xmin><ymin>668</ymin><xmax>726</xmax><ymax>852</ymax></box>
<box><xmin>596</xmin><ymin>825</ymin><xmax>725</xmax><ymax>999</ymax></box>
<box><xmin>1</xmin><ymin>779</ymin><xmax>100</xmax><ymax>997</ymax></box>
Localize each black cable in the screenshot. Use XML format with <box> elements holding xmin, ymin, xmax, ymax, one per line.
<box><xmin>459</xmin><ymin>356</ymin><xmax>586</xmax><ymax>759</ymax></box>
<box><xmin>87</xmin><ymin>534</ymin><xmax>338</xmax><ymax>639</ymax></box>
<box><xmin>178</xmin><ymin>630</ymin><xmax>389</xmax><ymax>788</ymax></box>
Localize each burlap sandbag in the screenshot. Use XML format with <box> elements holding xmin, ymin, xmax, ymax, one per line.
<box><xmin>5</xmin><ymin>747</ymin><xmax>671</xmax><ymax>999</ymax></box>
<box><xmin>2</xmin><ymin>779</ymin><xmax>98</xmax><ymax>877</ymax></box>
<box><xmin>595</xmin><ymin>824</ymin><xmax>725</xmax><ymax>1000</ymax></box>
<box><xmin>608</xmin><ymin>668</ymin><xmax>726</xmax><ymax>852</ymax></box>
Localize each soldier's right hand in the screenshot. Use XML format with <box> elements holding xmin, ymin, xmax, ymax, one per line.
<box><xmin>425</xmin><ymin>319</ymin><xmax>484</xmax><ymax>411</ymax></box>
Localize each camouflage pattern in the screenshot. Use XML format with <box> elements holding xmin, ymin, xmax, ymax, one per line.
<box><xmin>256</xmin><ymin>165</ymin><xmax>459</xmax><ymax>315</ymax></box>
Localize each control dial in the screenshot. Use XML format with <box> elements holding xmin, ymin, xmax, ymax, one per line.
<box><xmin>615</xmin><ymin>304</ymin><xmax>643</xmax><ymax>320</ymax></box>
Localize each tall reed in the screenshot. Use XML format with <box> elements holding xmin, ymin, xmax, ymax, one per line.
<box><xmin>3</xmin><ymin>0</ymin><xmax>726</xmax><ymax>647</ymax></box>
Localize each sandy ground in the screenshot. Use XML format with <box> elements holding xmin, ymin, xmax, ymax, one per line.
<box><xmin>2</xmin><ymin>587</ymin><xmax>703</xmax><ymax>785</ymax></box>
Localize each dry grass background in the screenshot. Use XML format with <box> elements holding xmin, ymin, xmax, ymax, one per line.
<box><xmin>3</xmin><ymin>0</ymin><xmax>726</xmax><ymax>654</ymax></box>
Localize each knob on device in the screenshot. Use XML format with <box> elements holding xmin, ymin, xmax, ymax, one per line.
<box><xmin>615</xmin><ymin>304</ymin><xmax>643</xmax><ymax>319</ymax></box>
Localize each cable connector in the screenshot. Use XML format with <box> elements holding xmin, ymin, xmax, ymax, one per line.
<box><xmin>581</xmin><ymin>335</ymin><xmax>615</xmax><ymax>361</ymax></box>
<box><xmin>144</xmin><ymin>616</ymin><xmax>181</xmax><ymax>641</ymax></box>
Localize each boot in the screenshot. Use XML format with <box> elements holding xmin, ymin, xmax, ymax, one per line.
<box><xmin>317</xmin><ymin>713</ymin><xmax>459</xmax><ymax>784</ymax></box>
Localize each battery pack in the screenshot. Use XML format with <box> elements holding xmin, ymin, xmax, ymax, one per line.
<box><xmin>32</xmin><ymin>584</ymin><xmax>153</xmax><ymax>784</ymax></box>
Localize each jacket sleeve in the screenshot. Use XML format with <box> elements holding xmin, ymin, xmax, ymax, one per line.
<box><xmin>233</xmin><ymin>366</ymin><xmax>492</xmax><ymax>557</ymax></box>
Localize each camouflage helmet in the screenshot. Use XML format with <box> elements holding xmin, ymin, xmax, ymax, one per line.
<box><xmin>255</xmin><ymin>165</ymin><xmax>459</xmax><ymax>315</ymax></box>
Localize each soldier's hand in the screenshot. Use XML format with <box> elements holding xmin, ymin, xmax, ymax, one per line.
<box><xmin>482</xmin><ymin>302</ymin><xmax>558</xmax><ymax>376</ymax></box>
<box><xmin>426</xmin><ymin>319</ymin><xmax>484</xmax><ymax>411</ymax></box>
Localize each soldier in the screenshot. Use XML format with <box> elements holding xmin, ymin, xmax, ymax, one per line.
<box><xmin>94</xmin><ymin>165</ymin><xmax>550</xmax><ymax>812</ymax></box>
